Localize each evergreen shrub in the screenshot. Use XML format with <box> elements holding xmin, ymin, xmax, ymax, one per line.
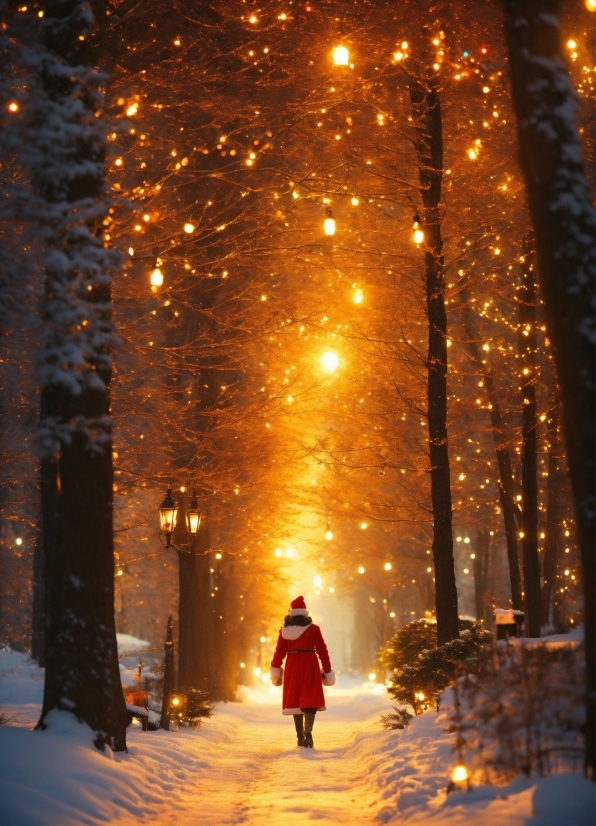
<box><xmin>172</xmin><ymin>688</ymin><xmax>214</xmax><ymax>728</ymax></box>
<box><xmin>379</xmin><ymin>618</ymin><xmax>492</xmax><ymax>715</ymax></box>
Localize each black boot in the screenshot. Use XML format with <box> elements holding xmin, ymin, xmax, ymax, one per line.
<box><xmin>293</xmin><ymin>714</ymin><xmax>304</xmax><ymax>747</ymax></box>
<box><xmin>304</xmin><ymin>712</ymin><xmax>315</xmax><ymax>748</ymax></box>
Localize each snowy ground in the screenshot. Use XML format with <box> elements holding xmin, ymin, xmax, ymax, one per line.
<box><xmin>0</xmin><ymin>649</ymin><xmax>594</xmax><ymax>825</ymax></box>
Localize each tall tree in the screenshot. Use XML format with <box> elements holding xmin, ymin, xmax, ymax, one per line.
<box><xmin>408</xmin><ymin>67</ymin><xmax>459</xmax><ymax>645</ymax></box>
<box><xmin>24</xmin><ymin>0</ymin><xmax>126</xmax><ymax>751</ymax></box>
<box><xmin>460</xmin><ymin>292</ymin><xmax>523</xmax><ymax>610</ymax></box>
<box><xmin>518</xmin><ymin>241</ymin><xmax>541</xmax><ymax>637</ymax></box>
<box><xmin>502</xmin><ymin>0</ymin><xmax>595</xmax><ymax>775</ymax></box>
<box><xmin>541</xmin><ymin>396</ymin><xmax>562</xmax><ymax>627</ymax></box>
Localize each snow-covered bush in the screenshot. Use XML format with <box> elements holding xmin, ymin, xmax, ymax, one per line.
<box><xmin>448</xmin><ymin>640</ymin><xmax>585</xmax><ymax>782</ymax></box>
<box><xmin>380</xmin><ymin>619</ymin><xmax>492</xmax><ymax>714</ymax></box>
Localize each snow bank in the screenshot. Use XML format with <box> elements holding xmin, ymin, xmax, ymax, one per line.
<box><xmin>371</xmin><ymin>709</ymin><xmax>595</xmax><ymax>825</ymax></box>
<box><xmin>116</xmin><ymin>633</ymin><xmax>151</xmax><ymax>655</ymax></box>
<box><xmin>0</xmin><ymin>649</ymin><xmax>593</xmax><ymax>825</ymax></box>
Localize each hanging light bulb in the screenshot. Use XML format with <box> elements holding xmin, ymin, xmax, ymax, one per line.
<box><xmin>150</xmin><ymin>267</ymin><xmax>164</xmax><ymax>287</ymax></box>
<box><xmin>412</xmin><ymin>214</ymin><xmax>424</xmax><ymax>245</ymax></box>
<box><xmin>325</xmin><ymin>517</ymin><xmax>333</xmax><ymax>540</ymax></box>
<box><xmin>324</xmin><ymin>206</ymin><xmax>336</xmax><ymax>236</ymax></box>
<box><xmin>332</xmin><ymin>45</ymin><xmax>349</xmax><ymax>66</ymax></box>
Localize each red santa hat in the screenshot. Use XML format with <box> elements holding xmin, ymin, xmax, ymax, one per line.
<box><xmin>289</xmin><ymin>595</ymin><xmax>309</xmax><ymax>617</ymax></box>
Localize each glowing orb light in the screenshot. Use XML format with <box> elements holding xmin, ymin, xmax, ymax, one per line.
<box><xmin>321</xmin><ymin>351</ymin><xmax>339</xmax><ymax>373</ymax></box>
<box><xmin>333</xmin><ymin>45</ymin><xmax>349</xmax><ymax>66</ymax></box>
<box><xmin>451</xmin><ymin>764</ymin><xmax>469</xmax><ymax>784</ymax></box>
<box><xmin>150</xmin><ymin>268</ymin><xmax>163</xmax><ymax>287</ymax></box>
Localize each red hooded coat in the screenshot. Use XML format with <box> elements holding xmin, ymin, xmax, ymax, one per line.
<box><xmin>270</xmin><ymin>623</ymin><xmax>333</xmax><ymax>714</ymax></box>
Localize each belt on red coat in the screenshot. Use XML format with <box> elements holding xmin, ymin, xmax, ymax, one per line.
<box><xmin>286</xmin><ymin>649</ymin><xmax>315</xmax><ymax>653</ymax></box>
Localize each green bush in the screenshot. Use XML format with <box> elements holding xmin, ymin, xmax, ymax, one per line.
<box><xmin>380</xmin><ymin>619</ymin><xmax>492</xmax><ymax>714</ymax></box>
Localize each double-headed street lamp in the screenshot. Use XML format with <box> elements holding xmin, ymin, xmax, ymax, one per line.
<box><xmin>158</xmin><ymin>488</ymin><xmax>201</xmax><ymax>549</ymax></box>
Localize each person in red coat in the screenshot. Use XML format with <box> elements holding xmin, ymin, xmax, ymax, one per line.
<box><xmin>270</xmin><ymin>595</ymin><xmax>335</xmax><ymax>748</ymax></box>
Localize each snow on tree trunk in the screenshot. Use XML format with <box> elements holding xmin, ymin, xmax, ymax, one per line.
<box><xmin>409</xmin><ymin>73</ymin><xmax>459</xmax><ymax>646</ymax></box>
<box><xmin>502</xmin><ymin>0</ymin><xmax>595</xmax><ymax>775</ymax></box>
<box><xmin>22</xmin><ymin>0</ymin><xmax>125</xmax><ymax>751</ymax></box>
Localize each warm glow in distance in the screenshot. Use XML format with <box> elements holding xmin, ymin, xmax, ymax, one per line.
<box><xmin>8</xmin><ymin>102</ymin><xmax>18</xmax><ymax>112</ymax></box>
<box><xmin>324</xmin><ymin>216</ymin><xmax>336</xmax><ymax>236</ymax></box>
<box><xmin>333</xmin><ymin>45</ymin><xmax>349</xmax><ymax>66</ymax></box>
<box><xmin>353</xmin><ymin>288</ymin><xmax>363</xmax><ymax>304</ymax></box>
<box><xmin>184</xmin><ymin>222</ymin><xmax>195</xmax><ymax>233</ymax></box>
<box><xmin>384</xmin><ymin>562</ymin><xmax>392</xmax><ymax>571</ymax></box>
<box><xmin>321</xmin><ymin>351</ymin><xmax>339</xmax><ymax>373</ymax></box>
<box><xmin>313</xmin><ymin>575</ymin><xmax>322</xmax><ymax>587</ymax></box>
<box><xmin>586</xmin><ymin>0</ymin><xmax>596</xmax><ymax>10</ymax></box>
<box><xmin>325</xmin><ymin>530</ymin><xmax>333</xmax><ymax>541</ymax></box>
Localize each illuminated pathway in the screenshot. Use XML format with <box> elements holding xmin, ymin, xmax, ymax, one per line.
<box><xmin>125</xmin><ymin>679</ymin><xmax>392</xmax><ymax>826</ymax></box>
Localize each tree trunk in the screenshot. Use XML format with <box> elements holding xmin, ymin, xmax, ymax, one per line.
<box><xmin>32</xmin><ymin>463</ymin><xmax>56</xmax><ymax>666</ymax></box>
<box><xmin>409</xmin><ymin>73</ymin><xmax>459</xmax><ymax>645</ymax></box>
<box><xmin>518</xmin><ymin>243</ymin><xmax>541</xmax><ymax>638</ymax></box>
<box><xmin>160</xmin><ymin>616</ymin><xmax>175</xmax><ymax>731</ymax></box>
<box><xmin>541</xmin><ymin>399</ymin><xmax>561</xmax><ymax>628</ymax></box>
<box><xmin>502</xmin><ymin>0</ymin><xmax>595</xmax><ymax>775</ymax></box>
<box><xmin>473</xmin><ymin>527</ymin><xmax>490</xmax><ymax>624</ymax></box>
<box><xmin>461</xmin><ymin>296</ymin><xmax>523</xmax><ymax>610</ymax></box>
<box><xmin>38</xmin><ymin>407</ymin><xmax>122</xmax><ymax>750</ymax></box>
<box><xmin>31</xmin><ymin>0</ymin><xmax>126</xmax><ymax>751</ymax></box>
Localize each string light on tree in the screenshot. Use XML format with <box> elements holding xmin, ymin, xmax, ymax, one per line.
<box><xmin>150</xmin><ymin>267</ymin><xmax>164</xmax><ymax>288</ymax></box>
<box><xmin>332</xmin><ymin>45</ymin><xmax>349</xmax><ymax>66</ymax></box>
<box><xmin>412</xmin><ymin>214</ymin><xmax>424</xmax><ymax>245</ymax></box>
<box><xmin>324</xmin><ymin>206</ymin><xmax>336</xmax><ymax>236</ymax></box>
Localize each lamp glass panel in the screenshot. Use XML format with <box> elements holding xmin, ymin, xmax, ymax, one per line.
<box><xmin>186</xmin><ymin>510</ymin><xmax>201</xmax><ymax>535</ymax></box>
<box><xmin>159</xmin><ymin>506</ymin><xmax>178</xmax><ymax>533</ymax></box>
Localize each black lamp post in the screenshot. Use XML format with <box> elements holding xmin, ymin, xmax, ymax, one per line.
<box><xmin>157</xmin><ymin>487</ymin><xmax>210</xmax><ymax>698</ymax></box>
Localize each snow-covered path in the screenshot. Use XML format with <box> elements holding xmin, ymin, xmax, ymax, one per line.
<box><xmin>1</xmin><ymin>650</ymin><xmax>595</xmax><ymax>825</ymax></box>
<box><xmin>169</xmin><ymin>689</ymin><xmax>383</xmax><ymax>825</ymax></box>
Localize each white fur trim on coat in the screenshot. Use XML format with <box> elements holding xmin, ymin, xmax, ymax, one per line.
<box><xmin>289</xmin><ymin>608</ymin><xmax>309</xmax><ymax>616</ymax></box>
<box><xmin>282</xmin><ymin>706</ymin><xmax>326</xmax><ymax>715</ymax></box>
<box><xmin>322</xmin><ymin>669</ymin><xmax>336</xmax><ymax>686</ymax></box>
<box><xmin>281</xmin><ymin>625</ymin><xmax>308</xmax><ymax>641</ymax></box>
<box><xmin>270</xmin><ymin>666</ymin><xmax>283</xmax><ymax>686</ymax></box>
